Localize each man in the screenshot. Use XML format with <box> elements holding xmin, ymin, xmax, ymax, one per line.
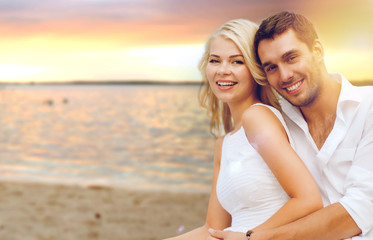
<box><xmin>209</xmin><ymin>11</ymin><xmax>373</xmax><ymax>240</ymax></box>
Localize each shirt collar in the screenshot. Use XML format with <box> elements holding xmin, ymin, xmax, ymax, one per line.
<box><xmin>334</xmin><ymin>73</ymin><xmax>362</xmax><ymax>104</ymax></box>
<box><xmin>333</xmin><ymin>73</ymin><xmax>361</xmax><ymax>124</ymax></box>
<box><xmin>279</xmin><ymin>97</ymin><xmax>306</xmax><ymax>130</ymax></box>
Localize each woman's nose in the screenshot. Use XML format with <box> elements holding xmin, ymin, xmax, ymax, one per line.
<box><xmin>217</xmin><ymin>62</ymin><xmax>231</xmax><ymax>75</ymax></box>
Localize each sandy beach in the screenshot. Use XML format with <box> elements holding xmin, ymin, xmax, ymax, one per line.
<box><xmin>0</xmin><ymin>180</ymin><xmax>209</xmax><ymax>240</ymax></box>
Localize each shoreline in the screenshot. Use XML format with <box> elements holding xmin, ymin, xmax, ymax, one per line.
<box><xmin>0</xmin><ymin>180</ymin><xmax>209</xmax><ymax>240</ymax></box>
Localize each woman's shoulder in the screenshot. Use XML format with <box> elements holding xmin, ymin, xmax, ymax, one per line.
<box><xmin>242</xmin><ymin>103</ymin><xmax>287</xmax><ymax>141</ymax></box>
<box><xmin>243</xmin><ymin>103</ymin><xmax>283</xmax><ymax>125</ymax></box>
<box><xmin>214</xmin><ymin>136</ymin><xmax>226</xmax><ymax>153</ymax></box>
<box><xmin>212</xmin><ymin>136</ymin><xmax>225</xmax><ymax>165</ymax></box>
<box><xmin>247</xmin><ymin>103</ymin><xmax>283</xmax><ymax>119</ymax></box>
<box><xmin>215</xmin><ymin>136</ymin><xmax>225</xmax><ymax>147</ymax></box>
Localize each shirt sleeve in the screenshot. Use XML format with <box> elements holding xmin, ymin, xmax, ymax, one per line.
<box><xmin>339</xmin><ymin>100</ymin><xmax>373</xmax><ymax>236</ymax></box>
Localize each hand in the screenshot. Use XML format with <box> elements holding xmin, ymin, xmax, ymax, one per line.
<box><xmin>208</xmin><ymin>229</ymin><xmax>247</xmax><ymax>240</ymax></box>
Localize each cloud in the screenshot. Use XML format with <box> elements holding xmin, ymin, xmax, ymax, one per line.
<box><xmin>1</xmin><ymin>0</ymin><xmax>371</xmax><ymax>47</ymax></box>
<box><xmin>0</xmin><ymin>0</ymin><xmax>372</xmax><ymax>81</ymax></box>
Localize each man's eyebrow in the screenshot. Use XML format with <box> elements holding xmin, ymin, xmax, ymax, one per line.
<box><xmin>282</xmin><ymin>49</ymin><xmax>299</xmax><ymax>60</ymax></box>
<box><xmin>262</xmin><ymin>61</ymin><xmax>272</xmax><ymax>68</ymax></box>
<box><xmin>261</xmin><ymin>49</ymin><xmax>299</xmax><ymax>67</ymax></box>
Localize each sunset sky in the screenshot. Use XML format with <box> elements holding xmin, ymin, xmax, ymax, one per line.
<box><xmin>0</xmin><ymin>0</ymin><xmax>372</xmax><ymax>83</ymax></box>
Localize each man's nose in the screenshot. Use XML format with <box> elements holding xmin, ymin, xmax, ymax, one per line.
<box><xmin>278</xmin><ymin>64</ymin><xmax>294</xmax><ymax>82</ymax></box>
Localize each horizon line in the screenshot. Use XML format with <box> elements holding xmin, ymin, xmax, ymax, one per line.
<box><xmin>1</xmin><ymin>79</ymin><xmax>372</xmax><ymax>86</ymax></box>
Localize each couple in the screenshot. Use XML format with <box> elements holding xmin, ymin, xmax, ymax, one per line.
<box><xmin>166</xmin><ymin>11</ymin><xmax>373</xmax><ymax>240</ymax></box>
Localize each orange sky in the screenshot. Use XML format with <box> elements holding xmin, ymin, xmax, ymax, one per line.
<box><xmin>0</xmin><ymin>0</ymin><xmax>372</xmax><ymax>82</ymax></box>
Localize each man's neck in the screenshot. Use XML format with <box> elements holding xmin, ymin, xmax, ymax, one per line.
<box><xmin>300</xmin><ymin>75</ymin><xmax>341</xmax><ymax>150</ymax></box>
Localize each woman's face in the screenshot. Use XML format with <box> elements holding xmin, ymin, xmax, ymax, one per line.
<box><xmin>206</xmin><ymin>36</ymin><xmax>256</xmax><ymax>104</ymax></box>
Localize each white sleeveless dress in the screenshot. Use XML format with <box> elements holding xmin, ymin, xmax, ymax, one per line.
<box><xmin>216</xmin><ymin>104</ymin><xmax>293</xmax><ymax>232</ymax></box>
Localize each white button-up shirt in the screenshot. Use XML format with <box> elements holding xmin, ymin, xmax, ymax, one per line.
<box><xmin>280</xmin><ymin>73</ymin><xmax>373</xmax><ymax>239</ymax></box>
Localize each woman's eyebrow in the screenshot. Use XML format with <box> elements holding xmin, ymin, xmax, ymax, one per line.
<box><xmin>229</xmin><ymin>54</ymin><xmax>244</xmax><ymax>58</ymax></box>
<box><xmin>209</xmin><ymin>54</ymin><xmax>243</xmax><ymax>58</ymax></box>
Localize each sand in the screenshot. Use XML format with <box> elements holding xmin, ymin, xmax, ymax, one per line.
<box><xmin>0</xmin><ymin>180</ymin><xmax>209</xmax><ymax>240</ymax></box>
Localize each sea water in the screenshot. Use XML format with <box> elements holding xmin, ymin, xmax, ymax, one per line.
<box><xmin>0</xmin><ymin>84</ymin><xmax>215</xmax><ymax>192</ymax></box>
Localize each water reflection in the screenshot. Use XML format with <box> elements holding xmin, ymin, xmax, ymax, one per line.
<box><xmin>0</xmin><ymin>84</ymin><xmax>215</xmax><ymax>192</ymax></box>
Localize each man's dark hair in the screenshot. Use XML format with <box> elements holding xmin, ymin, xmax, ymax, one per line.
<box><xmin>254</xmin><ymin>11</ymin><xmax>319</xmax><ymax>65</ymax></box>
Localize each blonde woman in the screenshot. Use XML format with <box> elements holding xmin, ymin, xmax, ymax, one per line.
<box><xmin>165</xmin><ymin>19</ymin><xmax>322</xmax><ymax>240</ymax></box>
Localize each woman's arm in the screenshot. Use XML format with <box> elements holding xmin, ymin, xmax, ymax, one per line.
<box><xmin>164</xmin><ymin>137</ymin><xmax>231</xmax><ymax>240</ymax></box>
<box><xmin>242</xmin><ymin>105</ymin><xmax>323</xmax><ymax>231</ymax></box>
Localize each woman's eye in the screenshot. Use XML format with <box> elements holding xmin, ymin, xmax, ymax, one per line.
<box><xmin>233</xmin><ymin>60</ymin><xmax>244</xmax><ymax>64</ymax></box>
<box><xmin>209</xmin><ymin>59</ymin><xmax>219</xmax><ymax>63</ymax></box>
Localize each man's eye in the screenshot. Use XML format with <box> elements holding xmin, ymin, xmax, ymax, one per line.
<box><xmin>266</xmin><ymin>65</ymin><xmax>276</xmax><ymax>72</ymax></box>
<box><xmin>288</xmin><ymin>55</ymin><xmax>297</xmax><ymax>62</ymax></box>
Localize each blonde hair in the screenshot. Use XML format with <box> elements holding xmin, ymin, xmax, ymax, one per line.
<box><xmin>198</xmin><ymin>19</ymin><xmax>279</xmax><ymax>138</ymax></box>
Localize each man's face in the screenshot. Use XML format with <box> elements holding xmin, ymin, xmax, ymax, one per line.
<box><xmin>257</xmin><ymin>29</ymin><xmax>322</xmax><ymax>107</ymax></box>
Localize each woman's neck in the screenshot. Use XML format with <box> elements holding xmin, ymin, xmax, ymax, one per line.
<box><xmin>229</xmin><ymin>97</ymin><xmax>260</xmax><ymax>132</ymax></box>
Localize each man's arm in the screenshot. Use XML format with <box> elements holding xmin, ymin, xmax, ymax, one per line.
<box><xmin>252</xmin><ymin>201</ymin><xmax>360</xmax><ymax>240</ymax></box>
<box><xmin>256</xmin><ymin>90</ymin><xmax>373</xmax><ymax>240</ymax></box>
